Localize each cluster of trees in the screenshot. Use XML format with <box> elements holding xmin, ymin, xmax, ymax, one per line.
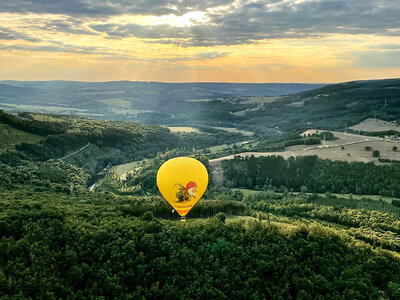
<box><xmin>0</xmin><ymin>150</ymin><xmax>89</xmax><ymax>193</ymax></box>
<box><xmin>222</xmin><ymin>155</ymin><xmax>400</xmax><ymax>196</ymax></box>
<box><xmin>1</xmin><ymin>189</ymin><xmax>400</xmax><ymax>299</ymax></box>
<box><xmin>347</xmin><ymin>128</ymin><xmax>400</xmax><ymax>138</ymax></box>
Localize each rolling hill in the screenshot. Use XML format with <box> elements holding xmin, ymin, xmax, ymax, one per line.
<box><xmin>0</xmin><ymin>81</ymin><xmax>324</xmax><ymax>121</ymax></box>
<box><xmin>242</xmin><ymin>78</ymin><xmax>400</xmax><ymax>132</ymax></box>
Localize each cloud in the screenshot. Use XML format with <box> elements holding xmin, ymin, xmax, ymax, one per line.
<box><xmin>86</xmin><ymin>0</ymin><xmax>400</xmax><ymax>46</ymax></box>
<box><xmin>0</xmin><ymin>41</ymin><xmax>112</xmax><ymax>55</ymax></box>
<box><xmin>368</xmin><ymin>44</ymin><xmax>400</xmax><ymax>50</ymax></box>
<box><xmin>0</xmin><ymin>26</ymin><xmax>40</xmax><ymax>42</ymax></box>
<box><xmin>0</xmin><ymin>0</ymin><xmax>232</xmax><ymax>16</ymax></box>
<box><xmin>29</xmin><ymin>17</ymin><xmax>98</xmax><ymax>35</ymax></box>
<box><xmin>2</xmin><ymin>0</ymin><xmax>400</xmax><ymax>47</ymax></box>
<box><xmin>195</xmin><ymin>51</ymin><xmax>230</xmax><ymax>60</ymax></box>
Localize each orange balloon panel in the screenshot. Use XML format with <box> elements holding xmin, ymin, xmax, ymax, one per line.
<box><xmin>157</xmin><ymin>157</ymin><xmax>208</xmax><ymax>216</ymax></box>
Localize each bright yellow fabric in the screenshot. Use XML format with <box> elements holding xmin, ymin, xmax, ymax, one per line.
<box><xmin>157</xmin><ymin>157</ymin><xmax>208</xmax><ymax>216</ymax></box>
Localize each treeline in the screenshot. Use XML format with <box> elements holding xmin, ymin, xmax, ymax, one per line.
<box><xmin>118</xmin><ymin>197</ymin><xmax>249</xmax><ymax>220</ymax></box>
<box><xmin>347</xmin><ymin>128</ymin><xmax>400</xmax><ymax>137</ymax></box>
<box><xmin>222</xmin><ymin>155</ymin><xmax>400</xmax><ymax>197</ymax></box>
<box><xmin>0</xmin><ymin>110</ymin><xmax>68</xmax><ymax>136</ymax></box>
<box><xmin>1</xmin><ymin>189</ymin><xmax>400</xmax><ymax>299</ymax></box>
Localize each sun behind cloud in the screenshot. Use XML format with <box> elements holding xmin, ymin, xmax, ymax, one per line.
<box><xmin>0</xmin><ymin>0</ymin><xmax>400</xmax><ymax>82</ymax></box>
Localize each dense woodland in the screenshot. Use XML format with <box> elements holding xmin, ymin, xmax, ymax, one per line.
<box><xmin>222</xmin><ymin>155</ymin><xmax>400</xmax><ymax>197</ymax></box>
<box><xmin>1</xmin><ymin>108</ymin><xmax>400</xmax><ymax>298</ymax></box>
<box><xmin>1</xmin><ymin>189</ymin><xmax>400</xmax><ymax>299</ymax></box>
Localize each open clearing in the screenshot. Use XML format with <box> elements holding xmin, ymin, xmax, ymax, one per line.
<box><xmin>210</xmin><ymin>130</ymin><xmax>400</xmax><ymax>165</ymax></box>
<box><xmin>110</xmin><ymin>160</ymin><xmax>144</xmax><ymax>177</ymax></box>
<box><xmin>349</xmin><ymin>118</ymin><xmax>400</xmax><ymax>132</ymax></box>
<box><xmin>167</xmin><ymin>126</ymin><xmax>200</xmax><ymax>133</ymax></box>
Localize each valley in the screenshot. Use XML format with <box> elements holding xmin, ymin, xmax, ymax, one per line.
<box><xmin>1</xmin><ymin>78</ymin><xmax>400</xmax><ymax>299</ymax></box>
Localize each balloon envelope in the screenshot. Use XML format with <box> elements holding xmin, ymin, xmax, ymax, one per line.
<box><xmin>157</xmin><ymin>157</ymin><xmax>208</xmax><ymax>216</ymax></box>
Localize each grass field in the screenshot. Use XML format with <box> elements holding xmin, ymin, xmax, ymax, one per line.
<box><xmin>349</xmin><ymin>118</ymin><xmax>400</xmax><ymax>132</ymax></box>
<box><xmin>0</xmin><ymin>123</ymin><xmax>44</xmax><ymax>152</ymax></box>
<box><xmin>167</xmin><ymin>126</ymin><xmax>200</xmax><ymax>133</ymax></box>
<box><xmin>212</xmin><ymin>130</ymin><xmax>400</xmax><ymax>164</ymax></box>
<box><xmin>110</xmin><ymin>160</ymin><xmax>144</xmax><ymax>176</ymax></box>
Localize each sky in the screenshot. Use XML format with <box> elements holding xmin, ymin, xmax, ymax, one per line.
<box><xmin>1</xmin><ymin>0</ymin><xmax>400</xmax><ymax>83</ymax></box>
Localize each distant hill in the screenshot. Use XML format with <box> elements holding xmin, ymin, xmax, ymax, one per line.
<box><xmin>243</xmin><ymin>78</ymin><xmax>400</xmax><ymax>131</ymax></box>
<box><xmin>2</xmin><ymin>78</ymin><xmax>400</xmax><ymax>134</ymax></box>
<box><xmin>0</xmin><ymin>80</ymin><xmax>324</xmax><ymax>120</ymax></box>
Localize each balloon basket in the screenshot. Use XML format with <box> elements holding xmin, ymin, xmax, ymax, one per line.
<box><xmin>180</xmin><ymin>216</ymin><xmax>187</xmax><ymax>222</ymax></box>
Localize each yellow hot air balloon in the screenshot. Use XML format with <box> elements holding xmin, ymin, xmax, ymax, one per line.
<box><xmin>157</xmin><ymin>157</ymin><xmax>208</xmax><ymax>221</ymax></box>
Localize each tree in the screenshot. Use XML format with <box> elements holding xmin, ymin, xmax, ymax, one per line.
<box><xmin>301</xmin><ymin>186</ymin><xmax>308</xmax><ymax>194</ymax></box>
<box><xmin>393</xmin><ymin>146</ymin><xmax>398</xmax><ymax>152</ymax></box>
<box><xmin>365</xmin><ymin>146</ymin><xmax>372</xmax><ymax>151</ymax></box>
<box><xmin>372</xmin><ymin>150</ymin><xmax>380</xmax><ymax>158</ymax></box>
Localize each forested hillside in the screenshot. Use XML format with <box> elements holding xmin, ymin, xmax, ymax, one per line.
<box><xmin>222</xmin><ymin>155</ymin><xmax>400</xmax><ymax>196</ymax></box>
<box><xmin>243</xmin><ymin>79</ymin><xmax>400</xmax><ymax>132</ymax></box>
<box><xmin>1</xmin><ymin>108</ymin><xmax>400</xmax><ymax>299</ymax></box>
<box><xmin>1</xmin><ymin>189</ymin><xmax>400</xmax><ymax>299</ymax></box>
<box><xmin>0</xmin><ymin>110</ymin><xmax>242</xmax><ymax>179</ymax></box>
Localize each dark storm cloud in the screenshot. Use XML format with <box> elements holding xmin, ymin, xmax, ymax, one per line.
<box><xmin>2</xmin><ymin>1</ymin><xmax>400</xmax><ymax>46</ymax></box>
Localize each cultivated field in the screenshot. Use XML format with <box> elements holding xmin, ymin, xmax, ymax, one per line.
<box><xmin>211</xmin><ymin>130</ymin><xmax>400</xmax><ymax>164</ymax></box>
<box><xmin>167</xmin><ymin>126</ymin><xmax>200</xmax><ymax>133</ymax></box>
<box><xmin>349</xmin><ymin>118</ymin><xmax>400</xmax><ymax>132</ymax></box>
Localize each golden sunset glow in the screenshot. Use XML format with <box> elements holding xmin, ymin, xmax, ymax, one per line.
<box><xmin>1</xmin><ymin>0</ymin><xmax>400</xmax><ymax>82</ymax></box>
